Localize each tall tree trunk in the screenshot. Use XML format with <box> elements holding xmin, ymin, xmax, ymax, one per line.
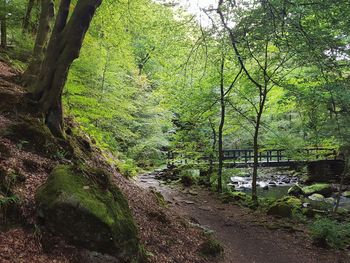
<box><xmin>334</xmin><ymin>149</ymin><xmax>349</xmax><ymax>213</ymax></box>
<box><xmin>23</xmin><ymin>0</ymin><xmax>36</xmax><ymax>32</ymax></box>
<box><xmin>209</xmin><ymin>118</ymin><xmax>217</xmax><ymax>177</ymax></box>
<box><xmin>31</xmin><ymin>0</ymin><xmax>102</xmax><ymax>137</ymax></box>
<box><xmin>23</xmin><ymin>0</ymin><xmax>55</xmax><ymax>88</ymax></box>
<box><xmin>0</xmin><ymin>10</ymin><xmax>7</xmax><ymax>49</ymax></box>
<box><xmin>218</xmin><ymin>56</ymin><xmax>225</xmax><ymax>193</ymax></box>
<box><xmin>252</xmin><ymin>112</ymin><xmax>262</xmax><ymax>202</ymax></box>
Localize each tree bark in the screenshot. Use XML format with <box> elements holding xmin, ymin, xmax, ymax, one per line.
<box><xmin>31</xmin><ymin>0</ymin><xmax>102</xmax><ymax>137</ymax></box>
<box><xmin>23</xmin><ymin>0</ymin><xmax>36</xmax><ymax>32</ymax></box>
<box><xmin>23</xmin><ymin>0</ymin><xmax>55</xmax><ymax>88</ymax></box>
<box><xmin>208</xmin><ymin>118</ymin><xmax>217</xmax><ymax>177</ymax></box>
<box><xmin>217</xmin><ymin>56</ymin><xmax>225</xmax><ymax>193</ymax></box>
<box><xmin>0</xmin><ymin>9</ymin><xmax>7</xmax><ymax>50</ymax></box>
<box><xmin>252</xmin><ymin>112</ymin><xmax>262</xmax><ymax>202</ymax></box>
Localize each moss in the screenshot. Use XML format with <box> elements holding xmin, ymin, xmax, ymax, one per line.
<box><xmin>150</xmin><ymin>189</ymin><xmax>167</xmax><ymax>208</ymax></box>
<box><xmin>342</xmin><ymin>191</ymin><xmax>350</xmax><ymax>198</ymax></box>
<box><xmin>267</xmin><ymin>196</ymin><xmax>302</xmax><ymax>218</ymax></box>
<box><xmin>36</xmin><ymin>165</ymin><xmax>143</xmax><ymax>261</ymax></box>
<box><xmin>221</xmin><ymin>191</ymin><xmax>250</xmax><ymax>204</ymax></box>
<box><xmin>302</xmin><ymin>183</ymin><xmax>333</xmax><ymax>197</ymax></box>
<box><xmin>4</xmin><ymin>117</ymin><xmax>57</xmax><ymax>155</ymax></box>
<box><xmin>288</xmin><ymin>185</ymin><xmax>303</xmax><ymax>197</ymax></box>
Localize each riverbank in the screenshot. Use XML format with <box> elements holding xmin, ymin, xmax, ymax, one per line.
<box><xmin>137</xmin><ymin>171</ymin><xmax>350</xmax><ymax>263</ymax></box>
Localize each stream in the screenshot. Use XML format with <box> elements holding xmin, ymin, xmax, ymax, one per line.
<box><xmin>226</xmin><ymin>167</ymin><xmax>350</xmax><ymax>210</ymax></box>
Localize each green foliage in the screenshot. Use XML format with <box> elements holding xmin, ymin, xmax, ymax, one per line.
<box><xmin>179</xmin><ymin>169</ymin><xmax>200</xmax><ymax>187</ymax></box>
<box><xmin>115</xmin><ymin>158</ymin><xmax>138</xmax><ymax>178</ymax></box>
<box><xmin>0</xmin><ymin>195</ymin><xmax>20</xmax><ymax>208</ymax></box>
<box><xmin>310</xmin><ymin>218</ymin><xmax>350</xmax><ymax>249</ymax></box>
<box><xmin>4</xmin><ymin>0</ymin><xmax>350</xmax><ymax>183</ymax></box>
<box><xmin>199</xmin><ymin>235</ymin><xmax>224</xmax><ymax>257</ymax></box>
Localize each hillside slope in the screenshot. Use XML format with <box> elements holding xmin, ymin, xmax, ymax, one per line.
<box><xmin>0</xmin><ymin>60</ymin><xmax>212</xmax><ymax>263</ymax></box>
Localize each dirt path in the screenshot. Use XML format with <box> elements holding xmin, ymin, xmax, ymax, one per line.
<box><xmin>137</xmin><ymin>173</ymin><xmax>350</xmax><ymax>263</ymax></box>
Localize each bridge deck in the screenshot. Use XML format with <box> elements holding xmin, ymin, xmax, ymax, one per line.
<box><xmin>167</xmin><ymin>148</ymin><xmax>339</xmax><ymax>167</ymax></box>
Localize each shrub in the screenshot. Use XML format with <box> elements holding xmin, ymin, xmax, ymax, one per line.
<box><xmin>199</xmin><ymin>235</ymin><xmax>224</xmax><ymax>257</ymax></box>
<box><xmin>116</xmin><ymin>159</ymin><xmax>138</xmax><ymax>178</ymax></box>
<box><xmin>179</xmin><ymin>169</ymin><xmax>200</xmax><ymax>187</ymax></box>
<box><xmin>310</xmin><ymin>218</ymin><xmax>350</xmax><ymax>249</ymax></box>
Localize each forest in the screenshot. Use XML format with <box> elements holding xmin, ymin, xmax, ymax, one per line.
<box><xmin>0</xmin><ymin>0</ymin><xmax>350</xmax><ymax>262</ymax></box>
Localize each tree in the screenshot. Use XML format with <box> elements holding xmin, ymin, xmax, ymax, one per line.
<box><xmin>23</xmin><ymin>0</ymin><xmax>55</xmax><ymax>87</ymax></box>
<box><xmin>0</xmin><ymin>0</ymin><xmax>7</xmax><ymax>49</ymax></box>
<box><xmin>31</xmin><ymin>0</ymin><xmax>102</xmax><ymax>137</ymax></box>
<box><xmin>216</xmin><ymin>0</ymin><xmax>296</xmax><ymax>201</ymax></box>
<box><xmin>22</xmin><ymin>0</ymin><xmax>36</xmax><ymax>32</ymax></box>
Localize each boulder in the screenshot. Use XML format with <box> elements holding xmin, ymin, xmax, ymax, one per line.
<box><xmin>302</xmin><ymin>183</ymin><xmax>333</xmax><ymax>197</ymax></box>
<box><xmin>36</xmin><ymin>165</ymin><xmax>142</xmax><ymax>261</ymax></box>
<box><xmin>325</xmin><ymin>197</ymin><xmax>336</xmax><ymax>205</ymax></box>
<box><xmin>288</xmin><ymin>185</ymin><xmax>303</xmax><ymax>197</ymax></box>
<box><xmin>307</xmin><ymin>160</ymin><xmax>345</xmax><ymax>183</ymax></box>
<box><xmin>342</xmin><ymin>191</ymin><xmax>350</xmax><ymax>198</ymax></box>
<box><xmin>308</xmin><ymin>193</ymin><xmax>325</xmax><ymax>202</ymax></box>
<box><xmin>221</xmin><ymin>191</ymin><xmax>249</xmax><ymax>204</ymax></box>
<box><xmin>267</xmin><ymin>196</ymin><xmax>302</xmax><ymax>218</ymax></box>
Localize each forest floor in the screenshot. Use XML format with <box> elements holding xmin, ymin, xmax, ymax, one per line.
<box><xmin>137</xmin><ymin>172</ymin><xmax>350</xmax><ymax>263</ymax></box>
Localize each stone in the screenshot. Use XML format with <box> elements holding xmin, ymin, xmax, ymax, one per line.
<box><xmin>302</xmin><ymin>183</ymin><xmax>333</xmax><ymax>197</ymax></box>
<box><xmin>220</xmin><ymin>191</ymin><xmax>249</xmax><ymax>204</ymax></box>
<box><xmin>230</xmin><ymin>176</ymin><xmax>246</xmax><ymax>183</ymax></box>
<box><xmin>282</xmin><ymin>178</ymin><xmax>291</xmax><ymax>184</ymax></box>
<box><xmin>268</xmin><ymin>181</ymin><xmax>277</xmax><ymax>187</ymax></box>
<box><xmin>308</xmin><ymin>193</ymin><xmax>325</xmax><ymax>202</ymax></box>
<box><xmin>342</xmin><ymin>191</ymin><xmax>350</xmax><ymax>198</ymax></box>
<box><xmin>325</xmin><ymin>197</ymin><xmax>336</xmax><ymax>204</ymax></box>
<box><xmin>288</xmin><ymin>185</ymin><xmax>303</xmax><ymax>197</ymax></box>
<box><xmin>267</xmin><ymin>196</ymin><xmax>302</xmax><ymax>218</ymax></box>
<box><xmin>307</xmin><ymin>160</ymin><xmax>345</xmax><ymax>183</ymax></box>
<box><xmin>36</xmin><ymin>165</ymin><xmax>142</xmax><ymax>261</ymax></box>
<box><xmin>188</xmin><ymin>190</ymin><xmax>198</xmax><ymax>196</ymax></box>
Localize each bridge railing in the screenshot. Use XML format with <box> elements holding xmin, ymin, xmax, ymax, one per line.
<box><xmin>167</xmin><ymin>147</ymin><xmax>338</xmax><ymax>166</ymax></box>
<box><xmin>223</xmin><ymin>148</ymin><xmax>337</xmax><ymax>163</ymax></box>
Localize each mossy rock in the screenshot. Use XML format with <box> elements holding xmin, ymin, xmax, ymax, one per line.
<box><xmin>342</xmin><ymin>191</ymin><xmax>350</xmax><ymax>198</ymax></box>
<box><xmin>308</xmin><ymin>193</ymin><xmax>325</xmax><ymax>202</ymax></box>
<box><xmin>221</xmin><ymin>191</ymin><xmax>250</xmax><ymax>204</ymax></box>
<box><xmin>267</xmin><ymin>196</ymin><xmax>302</xmax><ymax>218</ymax></box>
<box><xmin>36</xmin><ymin>165</ymin><xmax>143</xmax><ymax>262</ymax></box>
<box><xmin>288</xmin><ymin>185</ymin><xmax>303</xmax><ymax>197</ymax></box>
<box><xmin>302</xmin><ymin>183</ymin><xmax>333</xmax><ymax>197</ymax></box>
<box><xmin>4</xmin><ymin>118</ymin><xmax>56</xmax><ymax>155</ymax></box>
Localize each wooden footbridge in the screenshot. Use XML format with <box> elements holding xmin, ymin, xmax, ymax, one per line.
<box><xmin>167</xmin><ymin>148</ymin><xmax>341</xmax><ymax>168</ymax></box>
